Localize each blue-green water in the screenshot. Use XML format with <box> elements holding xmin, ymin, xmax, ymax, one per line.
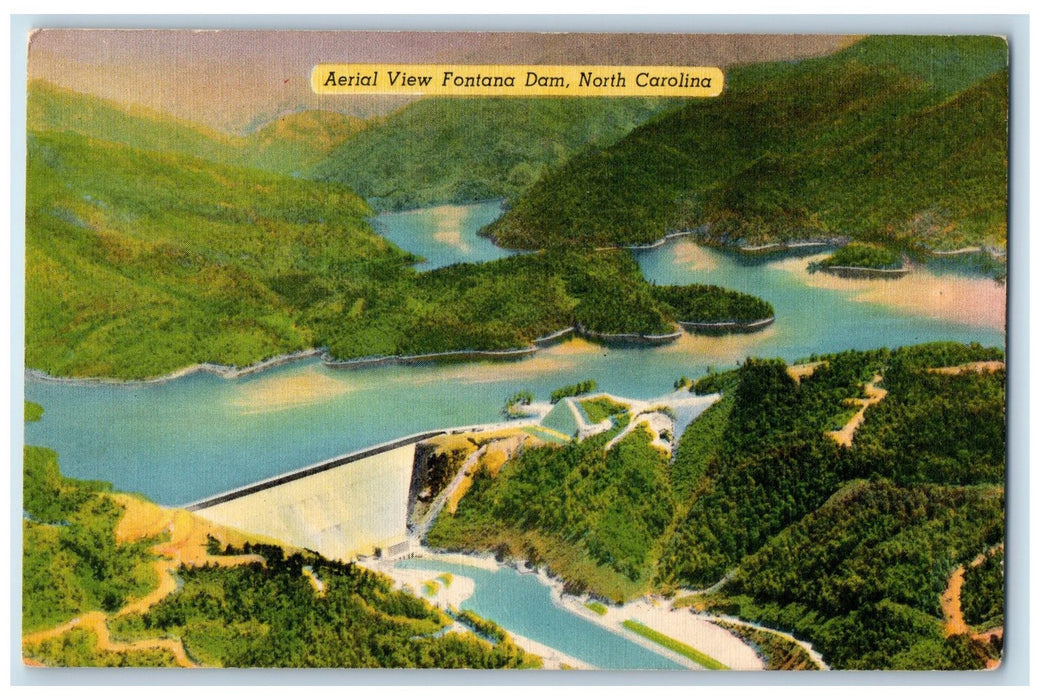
<box><xmin>370</xmin><ymin>200</ymin><xmax>513</xmax><ymax>270</ymax></box>
<box><xmin>24</xmin><ymin>204</ymin><xmax>1005</xmax><ymax>505</ymax></box>
<box><xmin>394</xmin><ymin>559</ymin><xmax>684</xmax><ymax>670</ymax></box>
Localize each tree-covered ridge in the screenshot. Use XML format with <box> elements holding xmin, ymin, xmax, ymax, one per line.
<box><xmin>701</xmin><ymin>69</ymin><xmax>1008</xmax><ymax>252</ymax></box>
<box><xmin>660</xmin><ymin>343</ymin><xmax>1004</xmax><ymax>589</ymax></box>
<box><xmin>120</xmin><ymin>544</ymin><xmax>538</xmax><ymax>668</ymax></box>
<box><xmin>743</xmin><ymin>482</ymin><xmax>999</xmax><ymax>621</ymax></box>
<box><xmin>665</xmin><ymin>394</ymin><xmax>733</xmax><ymax>504</ymax></box>
<box><xmin>961</xmin><ymin>549</ymin><xmax>1004</xmax><ymax>630</ymax></box>
<box><xmin>849</xmin><ymin>344</ymin><xmax>1006</xmax><ymax>486</ymax></box>
<box><xmin>430</xmin><ymin>342</ymin><xmax>1004</xmax><ymax>669</ymax></box>
<box><xmin>658</xmin><ymin>353</ymin><xmax>878</xmax><ymax>588</ymax></box>
<box><xmin>310</xmin><ymin>96</ymin><xmax>680</xmax><ymax>210</ymax></box>
<box><xmin>26</xmin><ymin>128</ymin><xmax>400</xmax><ymax>378</ymax></box>
<box><xmin>249</xmin><ymin>244</ymin><xmax>755</xmax><ymax>366</ymax></box>
<box><xmin>670</xmin><ymin>344</ymin><xmax>1005</xmax><ymax>670</ymax></box>
<box><xmin>718</xmin><ymin>481</ymin><xmax>1002</xmax><ymax>670</ymax></box>
<box><xmin>21</xmin><ymin>443</ymin><xmax>540</xmax><ymax>668</ymax></box>
<box><xmin>729</xmin><ymin>484</ymin><xmax>1003</xmax><ymax>668</ymax></box>
<box><xmin>485</xmin><ymin>36</ymin><xmax>1007</xmax><ymax>255</ymax></box>
<box><xmin>23</xmin><ymin>446</ymin><xmax>158</xmax><ymax>632</ymax></box>
<box><xmin>428</xmin><ymin>422</ymin><xmax>674</xmax><ymax>602</ymax></box>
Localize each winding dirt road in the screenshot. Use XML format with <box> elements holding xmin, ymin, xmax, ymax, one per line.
<box><xmin>23</xmin><ymin>494</ymin><xmax>269</xmax><ymax>667</ymax></box>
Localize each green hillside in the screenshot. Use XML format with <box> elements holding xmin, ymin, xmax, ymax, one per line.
<box><xmin>27</xmin><ymin>81</ymin><xmax>362</xmax><ymax>175</ymax></box>
<box><xmin>310</xmin><ymin>96</ymin><xmax>680</xmax><ymax>210</ymax></box>
<box><xmin>429</xmin><ymin>417</ymin><xmax>672</xmax><ymax>602</ymax></box>
<box><xmin>722</xmin><ymin>480</ymin><xmax>1003</xmax><ymax>670</ymax></box>
<box><xmin>27</xmin><ymin>126</ymin><xmax>769</xmax><ymax>378</ymax></box>
<box><xmin>432</xmin><ymin>342</ymin><xmax>1005</xmax><ymax>669</ymax></box>
<box><xmin>27</xmin><ymin>80</ymin><xmax>242</xmax><ymax>164</ymax></box>
<box><xmin>486</xmin><ymin>36</ymin><xmax>1008</xmax><ymax>254</ymax></box>
<box><xmin>26</xmin><ymin>129</ymin><xmax>403</xmax><ymax>378</ymax></box>
<box><xmin>23</xmin><ymin>446</ymin><xmax>157</xmax><ymax>633</ymax></box>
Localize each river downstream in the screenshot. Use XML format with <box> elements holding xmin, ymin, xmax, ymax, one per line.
<box><xmin>392</xmin><ymin>558</ymin><xmax>685</xmax><ymax>670</ymax></box>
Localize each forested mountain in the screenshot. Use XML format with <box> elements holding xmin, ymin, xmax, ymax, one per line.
<box><xmin>27</xmin><ymin>80</ymin><xmax>363</xmax><ymax>175</ymax></box>
<box><xmin>25</xmin><ymin>128</ymin><xmax>396</xmax><ymax>378</ymax></box>
<box><xmin>485</xmin><ymin>36</ymin><xmax>1008</xmax><ymax>255</ymax></box>
<box><xmin>310</xmin><ymin>96</ymin><xmax>679</xmax><ymax>210</ymax></box>
<box><xmin>431</xmin><ymin>342</ymin><xmax>1006</xmax><ymax>669</ymax></box>
<box><xmin>429</xmin><ymin>418</ymin><xmax>675</xmax><ymax>602</ymax></box>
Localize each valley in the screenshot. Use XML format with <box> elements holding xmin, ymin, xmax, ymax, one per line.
<box><xmin>21</xmin><ymin>32</ymin><xmax>1008</xmax><ymax>672</ymax></box>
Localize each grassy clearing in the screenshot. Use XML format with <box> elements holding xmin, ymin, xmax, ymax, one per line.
<box><xmin>579</xmin><ymin>397</ymin><xmax>629</xmax><ymax>424</ymax></box>
<box><xmin>584</xmin><ymin>601</ymin><xmax>608</xmax><ymax>616</ymax></box>
<box><xmin>622</xmin><ymin>619</ymin><xmax>728</xmax><ymax>670</ymax></box>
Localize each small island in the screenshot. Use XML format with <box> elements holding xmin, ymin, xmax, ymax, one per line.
<box><xmin>811</xmin><ymin>242</ymin><xmax>910</xmax><ymax>279</ymax></box>
<box><xmin>652</xmin><ymin>284</ymin><xmax>775</xmax><ymax>333</ymax></box>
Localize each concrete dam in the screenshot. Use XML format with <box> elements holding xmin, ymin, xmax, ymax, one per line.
<box><xmin>185</xmin><ymin>431</ymin><xmax>445</xmax><ymax>562</ymax></box>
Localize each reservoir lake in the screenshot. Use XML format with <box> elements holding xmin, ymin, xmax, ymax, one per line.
<box><xmin>25</xmin><ymin>201</ymin><xmax>1005</xmax><ymax>506</ymax></box>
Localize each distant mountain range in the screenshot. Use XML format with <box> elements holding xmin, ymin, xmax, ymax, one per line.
<box><xmin>28</xmin><ymin>81</ymin><xmax>364</xmax><ymax>176</ymax></box>
<box><xmin>310</xmin><ymin>96</ymin><xmax>682</xmax><ymax>209</ymax></box>
<box><xmin>23</xmin><ymin>34</ymin><xmax>1009</xmax><ymax>379</ymax></box>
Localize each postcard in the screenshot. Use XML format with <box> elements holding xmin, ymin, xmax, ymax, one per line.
<box><xmin>20</xmin><ymin>25</ymin><xmax>1010</xmax><ymax>673</ymax></box>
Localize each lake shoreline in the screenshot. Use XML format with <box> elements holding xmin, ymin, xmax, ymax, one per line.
<box><xmin>679</xmin><ymin>316</ymin><xmax>775</xmax><ymax>333</ymax></box>
<box><xmin>372</xmin><ymin>551</ymin><xmax>595</xmax><ymax>669</ymax></box>
<box><xmin>818</xmin><ymin>265</ymin><xmax>911</xmax><ymax>279</ymax></box>
<box><xmin>575</xmin><ymin>324</ymin><xmax>683</xmax><ymax>347</ymax></box>
<box><xmin>24</xmin><ymin>348</ymin><xmax>327</xmax><ymax>387</ymax></box>
<box><xmin>26</xmin><ymin>317</ymin><xmax>761</xmax><ymax>385</ymax></box>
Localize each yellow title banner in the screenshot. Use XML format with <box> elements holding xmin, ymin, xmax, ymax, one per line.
<box><xmin>312</xmin><ymin>64</ymin><xmax>724</xmax><ymax>97</ymax></box>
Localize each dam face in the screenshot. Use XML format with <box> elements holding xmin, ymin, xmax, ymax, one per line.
<box><xmin>192</xmin><ymin>442</ymin><xmax>418</xmax><ymax>561</ymax></box>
